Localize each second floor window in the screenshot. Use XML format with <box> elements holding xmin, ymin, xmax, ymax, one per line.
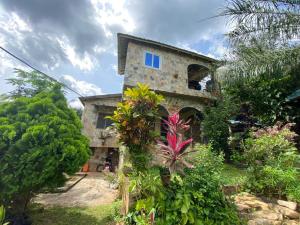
<box><xmin>145</xmin><ymin>52</ymin><xmax>160</xmax><ymax>69</ymax></box>
<box><xmin>96</xmin><ymin>113</ymin><xmax>113</xmax><ymax>129</ymax></box>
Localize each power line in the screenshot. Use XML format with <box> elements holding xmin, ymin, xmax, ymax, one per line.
<box><xmin>0</xmin><ymin>46</ymin><xmax>83</xmax><ymax>97</ymax></box>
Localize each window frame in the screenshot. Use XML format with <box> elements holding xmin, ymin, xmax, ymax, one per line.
<box><xmin>96</xmin><ymin>112</ymin><xmax>113</xmax><ymax>129</ymax></box>
<box><xmin>143</xmin><ymin>51</ymin><xmax>161</xmax><ymax>70</ymax></box>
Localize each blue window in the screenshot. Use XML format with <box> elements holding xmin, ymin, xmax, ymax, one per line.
<box><xmin>144</xmin><ymin>52</ymin><xmax>160</xmax><ymax>69</ymax></box>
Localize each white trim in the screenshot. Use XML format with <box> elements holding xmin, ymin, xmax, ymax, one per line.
<box><xmin>143</xmin><ymin>51</ymin><xmax>161</xmax><ymax>70</ymax></box>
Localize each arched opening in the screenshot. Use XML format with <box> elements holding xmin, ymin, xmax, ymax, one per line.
<box><xmin>179</xmin><ymin>107</ymin><xmax>203</xmax><ymax>144</ymax></box>
<box><xmin>157</xmin><ymin>105</ymin><xmax>169</xmax><ymax>141</ymax></box>
<box><xmin>187</xmin><ymin>64</ymin><xmax>212</xmax><ymax>92</ymax></box>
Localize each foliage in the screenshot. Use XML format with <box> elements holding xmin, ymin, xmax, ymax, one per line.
<box><xmin>124</xmin><ymin>146</ymin><xmax>242</xmax><ymax>225</ymax></box>
<box><xmin>0</xmin><ymin>206</ymin><xmax>9</xmax><ymax>225</ymax></box>
<box><xmin>225</xmin><ymin>74</ymin><xmax>300</xmax><ymax>125</ymax></box>
<box><xmin>109</xmin><ymin>83</ymin><xmax>163</xmax><ymax>171</ymax></box>
<box><xmin>0</xmin><ymin>86</ymin><xmax>90</xmax><ymax>223</ymax></box>
<box><xmin>190</xmin><ymin>144</ymin><xmax>224</xmax><ymax>175</ymax></box>
<box><xmin>220</xmin><ymin>164</ymin><xmax>248</xmax><ymax>186</ymax></box>
<box><xmin>222</xmin><ymin>0</ymin><xmax>300</xmax><ymax>81</ymax></box>
<box><xmin>223</xmin><ymin>0</ymin><xmax>300</xmax><ymax>44</ymax></box>
<box><xmin>6</xmin><ymin>69</ymin><xmax>57</xmax><ymax>98</ymax></box>
<box><xmin>202</xmin><ymin>96</ymin><xmax>238</xmax><ymax>158</ymax></box>
<box><xmin>243</xmin><ymin>128</ymin><xmax>300</xmax><ymax>202</ymax></box>
<box><xmin>157</xmin><ymin>113</ymin><xmax>194</xmax><ymax>173</ymax></box>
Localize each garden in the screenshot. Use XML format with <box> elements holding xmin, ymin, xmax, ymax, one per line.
<box><xmin>0</xmin><ymin>0</ymin><xmax>300</xmax><ymax>225</ymax></box>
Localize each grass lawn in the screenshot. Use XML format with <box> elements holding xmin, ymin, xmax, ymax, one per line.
<box><xmin>29</xmin><ymin>201</ymin><xmax>121</xmax><ymax>225</ymax></box>
<box><xmin>221</xmin><ymin>163</ymin><xmax>248</xmax><ymax>186</ymax></box>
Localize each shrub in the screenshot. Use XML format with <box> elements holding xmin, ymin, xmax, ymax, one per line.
<box><xmin>109</xmin><ymin>83</ymin><xmax>163</xmax><ymax>171</ymax></box>
<box><xmin>202</xmin><ymin>97</ymin><xmax>238</xmax><ymax>159</ymax></box>
<box><xmin>0</xmin><ymin>86</ymin><xmax>90</xmax><ymax>224</ymax></box>
<box><xmin>243</xmin><ymin>127</ymin><xmax>300</xmax><ymax>202</ymax></box>
<box><xmin>190</xmin><ymin>144</ymin><xmax>224</xmax><ymax>175</ymax></box>
<box><xmin>157</xmin><ymin>112</ymin><xmax>193</xmax><ymax>174</ymax></box>
<box><xmin>125</xmin><ymin>145</ymin><xmax>242</xmax><ymax>225</ymax></box>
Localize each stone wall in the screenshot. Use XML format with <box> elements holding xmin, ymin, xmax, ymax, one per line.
<box><xmin>81</xmin><ymin>95</ymin><xmax>122</xmax><ymax>148</ymax></box>
<box><xmin>123</xmin><ymin>41</ymin><xmax>217</xmax><ymax>100</ymax></box>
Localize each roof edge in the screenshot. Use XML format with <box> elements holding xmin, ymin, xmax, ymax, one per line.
<box><xmin>118</xmin><ymin>33</ymin><xmax>219</xmax><ymax>75</ymax></box>
<box><xmin>79</xmin><ymin>93</ymin><xmax>122</xmax><ymax>104</ymax></box>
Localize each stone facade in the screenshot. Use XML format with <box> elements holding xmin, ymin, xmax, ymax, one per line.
<box><xmin>123</xmin><ymin>41</ymin><xmax>217</xmax><ymax>113</ymax></box>
<box><xmin>80</xmin><ymin>33</ymin><xmax>220</xmax><ymax>172</ymax></box>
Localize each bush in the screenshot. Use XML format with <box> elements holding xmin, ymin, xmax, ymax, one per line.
<box><xmin>190</xmin><ymin>144</ymin><xmax>224</xmax><ymax>175</ymax></box>
<box><xmin>243</xmin><ymin>128</ymin><xmax>300</xmax><ymax>202</ymax></box>
<box><xmin>109</xmin><ymin>83</ymin><xmax>163</xmax><ymax>171</ymax></box>
<box><xmin>0</xmin><ymin>87</ymin><xmax>90</xmax><ymax>224</ymax></box>
<box><xmin>202</xmin><ymin>97</ymin><xmax>238</xmax><ymax>159</ymax></box>
<box><xmin>125</xmin><ymin>145</ymin><xmax>242</xmax><ymax>225</ymax></box>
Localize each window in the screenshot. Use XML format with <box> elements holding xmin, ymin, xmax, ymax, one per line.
<box><xmin>144</xmin><ymin>52</ymin><xmax>160</xmax><ymax>69</ymax></box>
<box><xmin>96</xmin><ymin>113</ymin><xmax>113</xmax><ymax>129</ymax></box>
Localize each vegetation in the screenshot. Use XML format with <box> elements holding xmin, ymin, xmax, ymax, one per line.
<box><xmin>109</xmin><ymin>83</ymin><xmax>163</xmax><ymax>171</ymax></box>
<box><xmin>125</xmin><ymin>145</ymin><xmax>241</xmax><ymax>225</ymax></box>
<box><xmin>202</xmin><ymin>97</ymin><xmax>238</xmax><ymax>158</ymax></box>
<box><xmin>29</xmin><ymin>202</ymin><xmax>121</xmax><ymax>225</ymax></box>
<box><xmin>0</xmin><ymin>70</ymin><xmax>90</xmax><ymax>224</ymax></box>
<box><xmin>222</xmin><ymin>0</ymin><xmax>300</xmax><ymax>80</ymax></box>
<box><xmin>121</xmin><ymin>114</ymin><xmax>241</xmax><ymax>224</ymax></box>
<box><xmin>157</xmin><ymin>112</ymin><xmax>194</xmax><ymax>174</ymax></box>
<box><xmin>0</xmin><ymin>206</ymin><xmax>9</xmax><ymax>225</ymax></box>
<box><xmin>243</xmin><ymin>125</ymin><xmax>300</xmax><ymax>202</ymax></box>
<box><xmin>225</xmin><ymin>71</ymin><xmax>300</xmax><ymax>125</ymax></box>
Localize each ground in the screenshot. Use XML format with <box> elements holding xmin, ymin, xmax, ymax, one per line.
<box><xmin>34</xmin><ymin>172</ymin><xmax>118</xmax><ymax>207</ymax></box>
<box><xmin>30</xmin><ymin>173</ymin><xmax>120</xmax><ymax>225</ymax></box>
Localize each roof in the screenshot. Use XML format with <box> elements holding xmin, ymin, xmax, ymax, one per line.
<box><xmin>79</xmin><ymin>93</ymin><xmax>122</xmax><ymax>105</ymax></box>
<box><xmin>287</xmin><ymin>89</ymin><xmax>300</xmax><ymax>101</ymax></box>
<box><xmin>117</xmin><ymin>33</ymin><xmax>219</xmax><ymax>75</ymax></box>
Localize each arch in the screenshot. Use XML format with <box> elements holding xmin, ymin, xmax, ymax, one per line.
<box><xmin>187</xmin><ymin>64</ymin><xmax>212</xmax><ymax>92</ymax></box>
<box><xmin>179</xmin><ymin>107</ymin><xmax>204</xmax><ymax>144</ymax></box>
<box><xmin>157</xmin><ymin>105</ymin><xmax>169</xmax><ymax>140</ymax></box>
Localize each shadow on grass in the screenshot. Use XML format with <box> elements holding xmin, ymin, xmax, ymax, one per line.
<box><xmin>29</xmin><ymin>202</ymin><xmax>120</xmax><ymax>225</ymax></box>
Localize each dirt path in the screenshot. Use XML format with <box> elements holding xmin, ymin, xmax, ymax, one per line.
<box><xmin>34</xmin><ymin>173</ymin><xmax>118</xmax><ymax>207</ymax></box>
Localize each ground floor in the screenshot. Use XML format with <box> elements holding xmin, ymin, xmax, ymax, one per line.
<box><xmin>85</xmin><ymin>147</ymin><xmax>119</xmax><ymax>172</ymax></box>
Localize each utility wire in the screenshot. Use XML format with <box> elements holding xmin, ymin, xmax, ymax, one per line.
<box><xmin>0</xmin><ymin>46</ymin><xmax>83</xmax><ymax>97</ymax></box>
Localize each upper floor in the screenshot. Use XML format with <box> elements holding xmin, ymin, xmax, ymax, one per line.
<box><xmin>118</xmin><ymin>33</ymin><xmax>219</xmax><ymax>99</ymax></box>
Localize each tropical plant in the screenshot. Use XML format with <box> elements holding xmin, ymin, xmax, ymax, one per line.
<box><xmin>0</xmin><ymin>85</ymin><xmax>90</xmax><ymax>224</ymax></box>
<box><xmin>221</xmin><ymin>0</ymin><xmax>300</xmax><ymax>82</ymax></box>
<box><xmin>157</xmin><ymin>112</ymin><xmax>194</xmax><ymax>173</ymax></box>
<box><xmin>109</xmin><ymin>83</ymin><xmax>163</xmax><ymax>171</ymax></box>
<box><xmin>127</xmin><ymin>165</ymin><xmax>242</xmax><ymax>225</ymax></box>
<box><xmin>0</xmin><ymin>206</ymin><xmax>9</xmax><ymax>225</ymax></box>
<box><xmin>225</xmin><ymin>73</ymin><xmax>300</xmax><ymax>125</ymax></box>
<box><xmin>223</xmin><ymin>0</ymin><xmax>300</xmax><ymax>44</ymax></box>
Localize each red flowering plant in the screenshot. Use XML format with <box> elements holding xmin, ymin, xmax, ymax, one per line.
<box><xmin>157</xmin><ymin>112</ymin><xmax>195</xmax><ymax>173</ymax></box>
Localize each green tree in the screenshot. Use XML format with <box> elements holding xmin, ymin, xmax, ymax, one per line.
<box><xmin>0</xmin><ymin>71</ymin><xmax>90</xmax><ymax>224</ymax></box>
<box><xmin>202</xmin><ymin>97</ymin><xmax>238</xmax><ymax>159</ymax></box>
<box><xmin>223</xmin><ymin>0</ymin><xmax>300</xmax><ymax>44</ymax></box>
<box><xmin>221</xmin><ymin>0</ymin><xmax>300</xmax><ymax>81</ymax></box>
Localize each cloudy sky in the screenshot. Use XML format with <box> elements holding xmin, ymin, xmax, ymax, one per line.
<box><xmin>0</xmin><ymin>0</ymin><xmax>229</xmax><ymax>108</ymax></box>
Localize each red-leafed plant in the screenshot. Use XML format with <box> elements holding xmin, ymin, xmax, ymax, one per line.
<box><xmin>157</xmin><ymin>112</ymin><xmax>194</xmax><ymax>173</ymax></box>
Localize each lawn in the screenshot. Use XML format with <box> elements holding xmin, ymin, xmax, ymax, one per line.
<box><xmin>29</xmin><ymin>201</ymin><xmax>121</xmax><ymax>225</ymax></box>
<box><xmin>221</xmin><ymin>163</ymin><xmax>248</xmax><ymax>186</ymax></box>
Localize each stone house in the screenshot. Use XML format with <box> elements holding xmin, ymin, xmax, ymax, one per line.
<box><xmin>80</xmin><ymin>33</ymin><xmax>219</xmax><ymax>172</ymax></box>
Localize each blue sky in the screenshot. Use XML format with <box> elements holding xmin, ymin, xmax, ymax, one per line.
<box><xmin>0</xmin><ymin>0</ymin><xmax>229</xmax><ymax>108</ymax></box>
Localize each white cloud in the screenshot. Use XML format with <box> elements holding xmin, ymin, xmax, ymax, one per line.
<box><xmin>58</xmin><ymin>38</ymin><xmax>95</xmax><ymax>71</ymax></box>
<box><xmin>60</xmin><ymin>75</ymin><xmax>104</xmax><ymax>96</ymax></box>
<box><xmin>68</xmin><ymin>98</ymin><xmax>83</xmax><ymax>109</ymax></box>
